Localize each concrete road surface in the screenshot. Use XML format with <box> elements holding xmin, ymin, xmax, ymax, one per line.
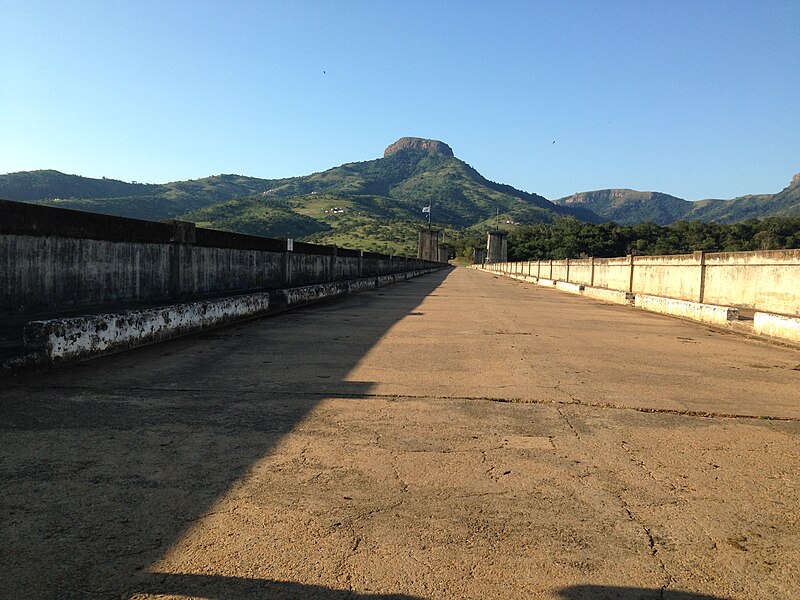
<box><xmin>2</xmin><ymin>267</ymin><xmax>799</xmax><ymax>599</ymax></box>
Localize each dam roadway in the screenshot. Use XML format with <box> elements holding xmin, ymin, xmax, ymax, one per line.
<box><xmin>2</xmin><ymin>267</ymin><xmax>799</xmax><ymax>600</ymax></box>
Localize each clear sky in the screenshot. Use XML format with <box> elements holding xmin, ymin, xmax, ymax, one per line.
<box><xmin>2</xmin><ymin>0</ymin><xmax>798</xmax><ymax>201</ymax></box>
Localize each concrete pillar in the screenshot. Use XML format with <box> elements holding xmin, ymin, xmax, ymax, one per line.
<box><xmin>330</xmin><ymin>245</ymin><xmax>338</xmax><ymax>281</ymax></box>
<box><xmin>565</xmin><ymin>258</ymin><xmax>570</xmax><ymax>283</ymax></box>
<box><xmin>628</xmin><ymin>254</ymin><xmax>635</xmax><ymax>293</ymax></box>
<box><xmin>161</xmin><ymin>220</ymin><xmax>196</xmax><ymax>300</ymax></box>
<box><xmin>472</xmin><ymin>247</ymin><xmax>486</xmax><ymax>264</ymax></box>
<box><xmin>486</xmin><ymin>230</ymin><xmax>508</xmax><ymax>263</ymax></box>
<box><xmin>438</xmin><ymin>246</ymin><xmax>450</xmax><ymax>263</ymax></box>
<box><xmin>590</xmin><ymin>257</ymin><xmax>595</xmax><ymax>287</ymax></box>
<box><xmin>281</xmin><ymin>238</ymin><xmax>294</xmax><ymax>287</ymax></box>
<box><xmin>695</xmin><ymin>250</ymin><xmax>706</xmax><ymax>303</ymax></box>
<box><xmin>418</xmin><ymin>228</ymin><xmax>441</xmax><ymax>261</ymax></box>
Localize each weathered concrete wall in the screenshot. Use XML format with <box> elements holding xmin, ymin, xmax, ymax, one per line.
<box><xmin>0</xmin><ymin>199</ymin><xmax>443</xmax><ymax>315</ymax></box>
<box><xmin>567</xmin><ymin>259</ymin><xmax>593</xmax><ymax>286</ymax></box>
<box><xmin>18</xmin><ymin>268</ymin><xmax>441</xmax><ymax>366</ymax></box>
<box><xmin>483</xmin><ymin>249</ymin><xmax>799</xmax><ymax>316</ymax></box>
<box><xmin>632</xmin><ymin>253</ymin><xmax>702</xmax><ymax>301</ymax></box>
<box><xmin>593</xmin><ymin>257</ymin><xmax>634</xmax><ymax>292</ymax></box>
<box><xmin>702</xmin><ymin>250</ymin><xmax>800</xmax><ymax>315</ymax></box>
<box><xmin>177</xmin><ymin>245</ymin><xmax>284</xmax><ymax>298</ymax></box>
<box><xmin>24</xmin><ymin>292</ymin><xmax>273</xmax><ymax>361</ymax></box>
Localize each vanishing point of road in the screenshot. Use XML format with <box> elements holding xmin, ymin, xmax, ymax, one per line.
<box><xmin>2</xmin><ymin>267</ymin><xmax>799</xmax><ymax>599</ymax></box>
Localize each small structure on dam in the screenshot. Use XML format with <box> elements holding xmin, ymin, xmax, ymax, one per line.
<box><xmin>418</xmin><ymin>228</ymin><xmax>441</xmax><ymax>262</ymax></box>
<box><xmin>486</xmin><ymin>230</ymin><xmax>508</xmax><ymax>263</ymax></box>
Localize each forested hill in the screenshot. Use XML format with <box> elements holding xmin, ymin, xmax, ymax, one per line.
<box><xmin>553</xmin><ymin>173</ymin><xmax>800</xmax><ymax>225</ymax></box>
<box><xmin>0</xmin><ymin>138</ymin><xmax>601</xmax><ymax>252</ymax></box>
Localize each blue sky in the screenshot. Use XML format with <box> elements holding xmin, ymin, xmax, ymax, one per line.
<box><xmin>1</xmin><ymin>0</ymin><xmax>798</xmax><ymax>201</ymax></box>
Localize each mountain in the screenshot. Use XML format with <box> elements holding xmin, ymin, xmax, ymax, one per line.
<box><xmin>553</xmin><ymin>173</ymin><xmax>800</xmax><ymax>225</ymax></box>
<box><xmin>0</xmin><ymin>138</ymin><xmax>602</xmax><ymax>254</ymax></box>
<box><xmin>553</xmin><ymin>189</ymin><xmax>691</xmax><ymax>226</ymax></box>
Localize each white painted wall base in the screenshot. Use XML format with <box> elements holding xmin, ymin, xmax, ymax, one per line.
<box><xmin>18</xmin><ymin>269</ymin><xmax>440</xmax><ymax>366</ymax></box>
<box><xmin>582</xmin><ymin>287</ymin><xmax>633</xmax><ymax>305</ymax></box>
<box><xmin>754</xmin><ymin>312</ymin><xmax>800</xmax><ymax>344</ymax></box>
<box><xmin>634</xmin><ymin>294</ymin><xmax>739</xmax><ymax>326</ymax></box>
<box><xmin>555</xmin><ymin>281</ymin><xmax>584</xmax><ymax>294</ymax></box>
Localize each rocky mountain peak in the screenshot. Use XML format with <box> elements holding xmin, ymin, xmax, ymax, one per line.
<box><xmin>791</xmin><ymin>172</ymin><xmax>800</xmax><ymax>186</ymax></box>
<box><xmin>384</xmin><ymin>137</ymin><xmax>454</xmax><ymax>158</ymax></box>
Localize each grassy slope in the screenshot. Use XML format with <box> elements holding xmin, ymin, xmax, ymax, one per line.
<box><xmin>174</xmin><ymin>149</ymin><xmax>598</xmax><ymax>251</ymax></box>
<box><xmin>687</xmin><ymin>181</ymin><xmax>800</xmax><ymax>221</ymax></box>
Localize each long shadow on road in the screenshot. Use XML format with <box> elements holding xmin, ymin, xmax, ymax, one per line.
<box><xmin>0</xmin><ymin>270</ymin><xmax>450</xmax><ymax>599</ymax></box>
<box><xmin>558</xmin><ymin>586</ymin><xmax>728</xmax><ymax>600</ymax></box>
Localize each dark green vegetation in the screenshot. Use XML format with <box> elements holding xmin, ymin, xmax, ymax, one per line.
<box><xmin>498</xmin><ymin>217</ymin><xmax>800</xmax><ymax>261</ymax></box>
<box><xmin>553</xmin><ymin>175</ymin><xmax>800</xmax><ymax>226</ymax></box>
<box><xmin>0</xmin><ymin>141</ymin><xmax>598</xmax><ymax>254</ymax></box>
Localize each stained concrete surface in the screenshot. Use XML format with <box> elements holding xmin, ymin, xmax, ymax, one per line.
<box><xmin>1</xmin><ymin>268</ymin><xmax>799</xmax><ymax>599</ymax></box>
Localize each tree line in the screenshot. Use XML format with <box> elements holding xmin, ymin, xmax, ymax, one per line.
<box><xmin>453</xmin><ymin>217</ymin><xmax>800</xmax><ymax>261</ymax></box>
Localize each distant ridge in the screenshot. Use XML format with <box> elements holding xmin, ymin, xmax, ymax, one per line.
<box><xmin>553</xmin><ymin>173</ymin><xmax>800</xmax><ymax>225</ymax></box>
<box><xmin>554</xmin><ymin>189</ymin><xmax>689</xmax><ymax>226</ymax></box>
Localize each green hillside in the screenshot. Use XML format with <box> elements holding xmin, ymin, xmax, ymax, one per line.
<box><xmin>0</xmin><ymin>170</ymin><xmax>157</xmax><ymax>202</ymax></box>
<box><xmin>687</xmin><ymin>177</ymin><xmax>800</xmax><ymax>221</ymax></box>
<box><xmin>175</xmin><ymin>142</ymin><xmax>608</xmax><ymax>251</ymax></box>
<box><xmin>14</xmin><ymin>140</ymin><xmax>796</xmax><ymax>255</ymax></box>
<box><xmin>1</xmin><ymin>139</ymin><xmax>600</xmax><ymax>255</ymax></box>
<box><xmin>553</xmin><ymin>174</ymin><xmax>800</xmax><ymax>226</ymax></box>
<box><xmin>553</xmin><ymin>189</ymin><xmax>693</xmax><ymax>225</ymax></box>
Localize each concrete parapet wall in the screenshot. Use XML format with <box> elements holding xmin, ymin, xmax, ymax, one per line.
<box><xmin>634</xmin><ymin>294</ymin><xmax>739</xmax><ymax>326</ymax></box>
<box><xmin>1</xmin><ymin>199</ymin><xmax>442</xmax><ymax>315</ymax></box>
<box><xmin>567</xmin><ymin>260</ymin><xmax>593</xmax><ymax>286</ymax></box>
<box><xmin>593</xmin><ymin>257</ymin><xmax>634</xmax><ymax>291</ymax></box>
<box><xmin>550</xmin><ymin>262</ymin><xmax>568</xmax><ymax>282</ymax></box>
<box><xmin>483</xmin><ymin>248</ymin><xmax>799</xmax><ymax>315</ymax></box>
<box><xmin>632</xmin><ymin>254</ymin><xmax>701</xmax><ymax>301</ymax></box>
<box><xmin>471</xmin><ymin>262</ymin><xmax>798</xmax><ymax>346</ymax></box>
<box><xmin>702</xmin><ymin>250</ymin><xmax>800</xmax><ymax>315</ymax></box>
<box><xmin>18</xmin><ymin>268</ymin><xmax>440</xmax><ymax>365</ymax></box>
<box><xmin>753</xmin><ymin>312</ymin><xmax>800</xmax><ymax>344</ymax></box>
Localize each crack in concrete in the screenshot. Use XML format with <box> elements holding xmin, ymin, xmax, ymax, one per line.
<box><xmin>558</xmin><ymin>407</ymin><xmax>580</xmax><ymax>438</ymax></box>
<box><xmin>618</xmin><ymin>499</ymin><xmax>675</xmax><ymax>596</ymax></box>
<box><xmin>620</xmin><ymin>441</ymin><xmax>662</xmax><ymax>486</ymax></box>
